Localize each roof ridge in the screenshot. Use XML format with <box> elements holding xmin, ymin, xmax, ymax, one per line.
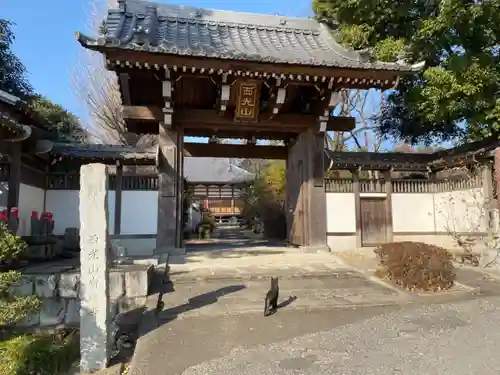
<box><xmin>117</xmin><ymin>0</ymin><xmax>321</xmax><ymax>32</ymax></box>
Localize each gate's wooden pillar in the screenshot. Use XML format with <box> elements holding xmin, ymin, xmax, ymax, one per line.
<box><xmin>114</xmin><ymin>161</ymin><xmax>123</xmax><ymax>236</ymax></box>
<box><xmin>7</xmin><ymin>142</ymin><xmax>21</xmax><ymax>213</ymax></box>
<box><xmin>495</xmin><ymin>147</ymin><xmax>500</xmax><ymax>210</ymax></box>
<box><xmin>156</xmin><ymin>72</ymin><xmax>184</xmax><ymax>254</ymax></box>
<box><xmin>286</xmin><ymin>128</ymin><xmax>327</xmax><ymax>250</ymax></box>
<box><xmin>156</xmin><ymin>124</ymin><xmax>184</xmax><ymax>253</ymax></box>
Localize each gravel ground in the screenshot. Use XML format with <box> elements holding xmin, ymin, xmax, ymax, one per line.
<box><xmin>182</xmin><ymin>296</ymin><xmax>500</xmax><ymax>375</ymax></box>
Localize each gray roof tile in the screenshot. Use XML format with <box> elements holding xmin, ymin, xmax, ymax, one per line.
<box><xmin>184</xmin><ymin>157</ymin><xmax>254</xmax><ymax>183</ymax></box>
<box><xmin>77</xmin><ymin>0</ymin><xmax>422</xmax><ymax>71</ymax></box>
<box><xmin>51</xmin><ymin>144</ymin><xmax>254</xmax><ymax>182</ymax></box>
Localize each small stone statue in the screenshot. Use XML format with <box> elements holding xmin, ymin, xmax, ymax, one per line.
<box><xmin>8</xmin><ymin>207</ymin><xmax>19</xmax><ymax>234</ymax></box>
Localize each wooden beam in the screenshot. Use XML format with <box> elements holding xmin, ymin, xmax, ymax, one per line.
<box><xmin>119</xmin><ymin>73</ymin><xmax>132</xmax><ymax>105</ymax></box>
<box><xmin>114</xmin><ymin>162</ymin><xmax>123</xmax><ymax>235</ymax></box>
<box><xmin>8</xmin><ymin>143</ymin><xmax>21</xmax><ymax>212</ymax></box>
<box><xmin>122</xmin><ymin>106</ymin><xmax>355</xmax><ymax>132</ymax></box>
<box><xmin>184</xmin><ymin>142</ymin><xmax>287</xmax><ymax>160</ymax></box>
<box><xmin>103</xmin><ymin>49</ymin><xmax>404</xmax><ymax>90</ymax></box>
<box><xmin>353</xmin><ymin>170</ymin><xmax>362</xmax><ymax>248</ymax></box>
<box><xmin>325</xmin><ymin>116</ymin><xmax>355</xmax><ymax>132</ymax></box>
<box><xmin>383</xmin><ymin>170</ymin><xmax>393</xmax><ymax>243</ymax></box>
<box><xmin>183</xmin><ymin>129</ymin><xmax>294</xmax><ymax>140</ymax></box>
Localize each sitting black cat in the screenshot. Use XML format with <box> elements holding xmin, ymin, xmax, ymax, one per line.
<box><xmin>264</xmin><ymin>276</ymin><xmax>279</xmax><ymax>317</ymax></box>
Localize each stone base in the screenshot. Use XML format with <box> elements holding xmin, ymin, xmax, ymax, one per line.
<box><xmin>154</xmin><ymin>247</ymin><xmax>186</xmax><ymax>256</ymax></box>
<box><xmin>12</xmin><ymin>260</ymin><xmax>153</xmax><ymax>329</ymax></box>
<box><xmin>298</xmin><ymin>245</ymin><xmax>331</xmax><ymax>253</ymax></box>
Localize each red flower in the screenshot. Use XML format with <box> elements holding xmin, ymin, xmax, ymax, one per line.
<box><xmin>0</xmin><ymin>212</ymin><xmax>7</xmax><ymax>221</ymax></box>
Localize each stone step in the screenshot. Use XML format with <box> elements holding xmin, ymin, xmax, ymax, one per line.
<box><xmin>156</xmin><ymin>276</ymin><xmax>402</xmax><ymax>319</ymax></box>
<box><xmin>166</xmin><ymin>265</ymin><xmax>354</xmax><ymax>283</ymax></box>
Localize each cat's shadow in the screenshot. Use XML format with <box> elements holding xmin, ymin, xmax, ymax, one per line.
<box><xmin>277</xmin><ymin>295</ymin><xmax>298</xmax><ymax>309</ymax></box>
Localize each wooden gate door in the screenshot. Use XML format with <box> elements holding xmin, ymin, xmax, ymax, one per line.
<box><xmin>360</xmin><ymin>198</ymin><xmax>387</xmax><ymax>247</ymax></box>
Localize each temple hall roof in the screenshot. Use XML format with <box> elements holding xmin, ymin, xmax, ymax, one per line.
<box><xmin>76</xmin><ymin>0</ymin><xmax>423</xmax><ymax>72</ymax></box>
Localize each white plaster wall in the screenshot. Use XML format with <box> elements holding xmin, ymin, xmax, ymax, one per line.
<box><xmin>116</xmin><ymin>238</ymin><xmax>156</xmax><ymax>257</ymax></box>
<box><xmin>326</xmin><ymin>193</ymin><xmax>356</xmax><ymax>233</ymax></box>
<box><xmin>46</xmin><ymin>190</ymin><xmax>116</xmax><ymax>235</ymax></box>
<box><xmin>434</xmin><ymin>188</ymin><xmax>486</xmax><ymax>233</ymax></box>
<box><xmin>45</xmin><ymin>190</ymin><xmax>78</xmax><ymax>234</ymax></box>
<box><xmin>120</xmin><ymin>191</ymin><xmax>158</xmax><ymax>235</ymax></box>
<box><xmin>46</xmin><ymin>190</ymin><xmax>158</xmax><ymax>235</ymax></box>
<box><xmin>17</xmin><ymin>183</ymin><xmax>45</xmax><ymax>236</ymax></box>
<box><xmin>327</xmin><ymin>235</ymin><xmax>357</xmax><ymax>252</ymax></box>
<box><xmin>392</xmin><ymin>193</ymin><xmax>435</xmax><ymax>233</ymax></box>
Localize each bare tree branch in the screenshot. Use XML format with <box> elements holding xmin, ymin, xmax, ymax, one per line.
<box><xmin>72</xmin><ymin>0</ymin><xmax>155</xmax><ymax>146</ymax></box>
<box><xmin>326</xmin><ymin>88</ymin><xmax>386</xmax><ymax>152</ymax></box>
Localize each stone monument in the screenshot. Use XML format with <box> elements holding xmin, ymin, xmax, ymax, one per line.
<box><xmin>79</xmin><ymin>164</ymin><xmax>111</xmax><ymax>372</ymax></box>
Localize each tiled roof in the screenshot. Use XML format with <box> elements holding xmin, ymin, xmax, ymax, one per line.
<box><xmin>0</xmin><ymin>89</ymin><xmax>21</xmax><ymax>107</ymax></box>
<box><xmin>324</xmin><ymin>150</ymin><xmax>434</xmax><ymax>170</ymax></box>
<box><xmin>51</xmin><ymin>143</ymin><xmax>157</xmax><ymax>162</ymax></box>
<box><xmin>76</xmin><ymin>0</ymin><xmax>423</xmax><ymax>72</ymax></box>
<box><xmin>0</xmin><ymin>112</ymin><xmax>32</xmax><ymax>141</ymax></box>
<box><xmin>51</xmin><ymin>144</ymin><xmax>255</xmax><ymax>182</ymax></box>
<box><xmin>184</xmin><ymin>157</ymin><xmax>254</xmax><ymax>183</ymax></box>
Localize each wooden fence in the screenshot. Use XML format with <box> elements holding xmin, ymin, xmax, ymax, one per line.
<box><xmin>325</xmin><ymin>175</ymin><xmax>482</xmax><ymax>194</ymax></box>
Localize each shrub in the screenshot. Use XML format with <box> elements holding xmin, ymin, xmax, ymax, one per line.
<box><xmin>0</xmin><ymin>223</ymin><xmax>27</xmax><ymax>264</ymax></box>
<box><xmin>0</xmin><ymin>271</ymin><xmax>41</xmax><ymax>326</ymax></box>
<box><xmin>0</xmin><ymin>225</ymin><xmax>40</xmax><ymax>328</ymax></box>
<box><xmin>374</xmin><ymin>241</ymin><xmax>456</xmax><ymax>292</ymax></box>
<box><xmin>0</xmin><ymin>331</ymin><xmax>79</xmax><ymax>375</ymax></box>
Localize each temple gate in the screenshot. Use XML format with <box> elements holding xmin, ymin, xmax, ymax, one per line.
<box><xmin>76</xmin><ymin>0</ymin><xmax>422</xmax><ymax>253</ymax></box>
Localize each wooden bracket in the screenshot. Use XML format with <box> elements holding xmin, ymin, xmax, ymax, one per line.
<box><xmin>316</xmin><ymin>90</ymin><xmax>341</xmax><ymax>133</ymax></box>
<box><xmin>162</xmin><ymin>69</ymin><xmax>173</xmax><ymax>129</ymax></box>
<box><xmin>269</xmin><ymin>78</ymin><xmax>286</xmax><ymax>119</ymax></box>
<box><xmin>218</xmin><ymin>73</ymin><xmax>230</xmax><ymax>116</ymax></box>
<box><xmin>119</xmin><ymin>73</ymin><xmax>132</xmax><ymax>105</ymax></box>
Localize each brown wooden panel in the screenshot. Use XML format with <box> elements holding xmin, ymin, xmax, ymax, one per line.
<box><xmin>313</xmin><ymin>133</ymin><xmax>324</xmax><ymax>187</ymax></box>
<box><xmin>360</xmin><ymin>198</ymin><xmax>387</xmax><ymax>247</ymax></box>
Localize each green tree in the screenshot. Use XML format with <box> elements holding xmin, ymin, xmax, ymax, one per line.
<box><xmin>28</xmin><ymin>95</ymin><xmax>87</xmax><ymax>143</ymax></box>
<box><xmin>0</xmin><ymin>19</ymin><xmax>33</xmax><ymax>98</ymax></box>
<box><xmin>313</xmin><ymin>0</ymin><xmax>500</xmax><ymax>144</ymax></box>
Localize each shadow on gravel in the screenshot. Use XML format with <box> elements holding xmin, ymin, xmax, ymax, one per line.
<box><xmin>141</xmin><ymin>284</ymin><xmax>246</xmax><ymax>336</ymax></box>
<box><xmin>277</xmin><ymin>296</ymin><xmax>298</xmax><ymax>309</ymax></box>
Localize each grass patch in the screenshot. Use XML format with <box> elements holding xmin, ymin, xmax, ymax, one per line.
<box><xmin>0</xmin><ymin>331</ymin><xmax>79</xmax><ymax>375</ymax></box>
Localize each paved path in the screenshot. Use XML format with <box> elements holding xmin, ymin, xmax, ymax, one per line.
<box><xmin>181</xmin><ymin>295</ymin><xmax>500</xmax><ymax>375</ymax></box>
<box><xmin>157</xmin><ymin>270</ymin><xmax>403</xmax><ymax>319</ymax></box>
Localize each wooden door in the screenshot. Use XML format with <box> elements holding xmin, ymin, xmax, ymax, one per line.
<box><xmin>360</xmin><ymin>198</ymin><xmax>387</xmax><ymax>247</ymax></box>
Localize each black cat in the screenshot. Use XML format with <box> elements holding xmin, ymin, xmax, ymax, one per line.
<box><xmin>264</xmin><ymin>276</ymin><xmax>279</xmax><ymax>317</ymax></box>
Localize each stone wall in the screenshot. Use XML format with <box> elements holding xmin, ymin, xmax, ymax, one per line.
<box><xmin>12</xmin><ymin>263</ymin><xmax>153</xmax><ymax>328</ymax></box>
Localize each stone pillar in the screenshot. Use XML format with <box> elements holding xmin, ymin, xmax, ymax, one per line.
<box><xmin>286</xmin><ymin>128</ymin><xmax>327</xmax><ymax>250</ymax></box>
<box><xmin>79</xmin><ymin>163</ymin><xmax>111</xmax><ymax>373</ymax></box>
